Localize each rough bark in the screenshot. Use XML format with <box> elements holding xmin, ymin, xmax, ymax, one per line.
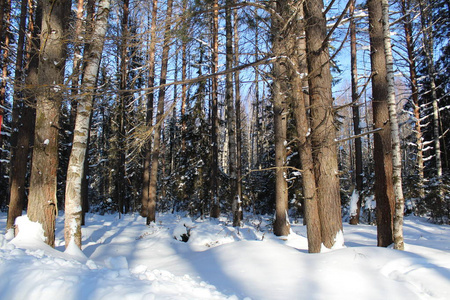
<box><xmin>225</xmin><ymin>0</ymin><xmax>238</xmax><ymax>227</ymax></box>
<box><xmin>272</xmin><ymin>1</ymin><xmax>290</xmax><ymax>237</ymax></box>
<box><xmin>7</xmin><ymin>0</ymin><xmax>39</xmax><ymax>231</ymax></box>
<box><xmin>0</xmin><ymin>0</ymin><xmax>10</xmax><ymax>150</ymax></box>
<box><xmin>64</xmin><ymin>0</ymin><xmax>110</xmax><ymax>249</ymax></box>
<box><xmin>233</xmin><ymin>6</ymin><xmax>242</xmax><ymax>226</ymax></box>
<box><xmin>418</xmin><ymin>0</ymin><xmax>443</xmax><ymax>182</ymax></box>
<box><xmin>147</xmin><ymin>0</ymin><xmax>173</xmax><ymax>224</ymax></box>
<box><xmin>401</xmin><ymin>0</ymin><xmax>424</xmax><ymax>199</ymax></box>
<box><xmin>141</xmin><ymin>0</ymin><xmax>158</xmax><ymax>218</ymax></box>
<box><xmin>291</xmin><ymin>3</ymin><xmax>322</xmax><ymax>252</ymax></box>
<box><xmin>368</xmin><ymin>0</ymin><xmax>395</xmax><ymax>247</ymax></box>
<box><xmin>27</xmin><ymin>0</ymin><xmax>70</xmax><ymax>247</ymax></box>
<box><xmin>304</xmin><ymin>0</ymin><xmax>343</xmax><ymax>248</ymax></box>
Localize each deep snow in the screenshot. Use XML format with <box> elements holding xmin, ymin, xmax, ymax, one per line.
<box><xmin>0</xmin><ymin>212</ymin><xmax>449</xmax><ymax>300</ymax></box>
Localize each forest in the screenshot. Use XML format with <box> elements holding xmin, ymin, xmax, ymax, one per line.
<box><xmin>0</xmin><ymin>0</ymin><xmax>449</xmax><ymax>255</ymax></box>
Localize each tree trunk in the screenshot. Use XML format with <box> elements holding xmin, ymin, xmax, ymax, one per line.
<box><xmin>7</xmin><ymin>0</ymin><xmax>39</xmax><ymax>231</ymax></box>
<box><xmin>381</xmin><ymin>0</ymin><xmax>405</xmax><ymax>250</ymax></box>
<box><xmin>141</xmin><ymin>0</ymin><xmax>158</xmax><ymax>218</ymax></box>
<box><xmin>418</xmin><ymin>0</ymin><xmax>443</xmax><ymax>204</ymax></box>
<box><xmin>368</xmin><ymin>0</ymin><xmax>395</xmax><ymax>247</ymax></box>
<box><xmin>401</xmin><ymin>0</ymin><xmax>425</xmax><ymax>200</ymax></box>
<box><xmin>304</xmin><ymin>0</ymin><xmax>343</xmax><ymax>248</ymax></box>
<box><xmin>225</xmin><ymin>0</ymin><xmax>238</xmax><ymax>227</ymax></box>
<box><xmin>272</xmin><ymin>1</ymin><xmax>290</xmax><ymax>237</ymax></box>
<box><xmin>233</xmin><ymin>6</ymin><xmax>243</xmax><ymax>225</ymax></box>
<box><xmin>27</xmin><ymin>0</ymin><xmax>70</xmax><ymax>247</ymax></box>
<box><xmin>0</xmin><ymin>0</ymin><xmax>10</xmax><ymax>155</ymax></box>
<box><xmin>291</xmin><ymin>3</ymin><xmax>322</xmax><ymax>252</ymax></box>
<box><xmin>349</xmin><ymin>0</ymin><xmax>363</xmax><ymax>225</ymax></box>
<box><xmin>210</xmin><ymin>0</ymin><xmax>220</xmax><ymax>218</ymax></box>
<box><xmin>64</xmin><ymin>0</ymin><xmax>110</xmax><ymax>249</ymax></box>
<box><xmin>147</xmin><ymin>0</ymin><xmax>173</xmax><ymax>224</ymax></box>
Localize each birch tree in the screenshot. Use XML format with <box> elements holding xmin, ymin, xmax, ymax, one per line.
<box><xmin>381</xmin><ymin>0</ymin><xmax>405</xmax><ymax>250</ymax></box>
<box><xmin>64</xmin><ymin>0</ymin><xmax>110</xmax><ymax>249</ymax></box>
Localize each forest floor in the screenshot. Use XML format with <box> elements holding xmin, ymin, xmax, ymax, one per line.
<box><xmin>0</xmin><ymin>211</ymin><xmax>449</xmax><ymax>299</ymax></box>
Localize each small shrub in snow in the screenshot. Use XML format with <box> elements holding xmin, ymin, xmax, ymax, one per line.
<box><xmin>173</xmin><ymin>217</ymin><xmax>194</xmax><ymax>242</ymax></box>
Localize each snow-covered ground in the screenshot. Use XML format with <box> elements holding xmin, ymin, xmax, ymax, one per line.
<box><xmin>0</xmin><ymin>212</ymin><xmax>449</xmax><ymax>300</ymax></box>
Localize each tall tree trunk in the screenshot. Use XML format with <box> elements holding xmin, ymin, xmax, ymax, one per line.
<box><xmin>291</xmin><ymin>2</ymin><xmax>322</xmax><ymax>252</ymax></box>
<box><xmin>141</xmin><ymin>0</ymin><xmax>158</xmax><ymax>217</ymax></box>
<box><xmin>368</xmin><ymin>0</ymin><xmax>395</xmax><ymax>247</ymax></box>
<box><xmin>210</xmin><ymin>0</ymin><xmax>220</xmax><ymax>218</ymax></box>
<box><xmin>272</xmin><ymin>1</ymin><xmax>290</xmax><ymax>237</ymax></box>
<box><xmin>147</xmin><ymin>0</ymin><xmax>173</xmax><ymax>224</ymax></box>
<box><xmin>27</xmin><ymin>0</ymin><xmax>70</xmax><ymax>247</ymax></box>
<box><xmin>349</xmin><ymin>0</ymin><xmax>363</xmax><ymax>225</ymax></box>
<box><xmin>65</xmin><ymin>0</ymin><xmax>110</xmax><ymax>249</ymax></box>
<box><xmin>401</xmin><ymin>0</ymin><xmax>424</xmax><ymax>200</ymax></box>
<box><xmin>233</xmin><ymin>6</ymin><xmax>242</xmax><ymax>225</ymax></box>
<box><xmin>0</xmin><ymin>0</ymin><xmax>10</xmax><ymax>151</ymax></box>
<box><xmin>116</xmin><ymin>0</ymin><xmax>130</xmax><ymax>215</ymax></box>
<box><xmin>7</xmin><ymin>0</ymin><xmax>38</xmax><ymax>231</ymax></box>
<box><xmin>418</xmin><ymin>0</ymin><xmax>443</xmax><ymax>203</ymax></box>
<box><xmin>6</xmin><ymin>0</ymin><xmax>27</xmax><ymax>229</ymax></box>
<box><xmin>225</xmin><ymin>0</ymin><xmax>238</xmax><ymax>227</ymax></box>
<box><xmin>180</xmin><ymin>4</ymin><xmax>187</xmax><ymax>155</ymax></box>
<box><xmin>304</xmin><ymin>0</ymin><xmax>343</xmax><ymax>248</ymax></box>
<box><xmin>381</xmin><ymin>0</ymin><xmax>405</xmax><ymax>250</ymax></box>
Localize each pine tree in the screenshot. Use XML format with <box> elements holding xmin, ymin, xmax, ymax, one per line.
<box><xmin>27</xmin><ymin>0</ymin><xmax>70</xmax><ymax>247</ymax></box>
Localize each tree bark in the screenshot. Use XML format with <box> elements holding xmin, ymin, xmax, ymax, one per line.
<box><xmin>401</xmin><ymin>0</ymin><xmax>424</xmax><ymax>200</ymax></box>
<box><xmin>141</xmin><ymin>0</ymin><xmax>158</xmax><ymax>218</ymax></box>
<box><xmin>233</xmin><ymin>6</ymin><xmax>243</xmax><ymax>226</ymax></box>
<box><xmin>368</xmin><ymin>0</ymin><xmax>395</xmax><ymax>247</ymax></box>
<box><xmin>0</xmin><ymin>0</ymin><xmax>10</xmax><ymax>152</ymax></box>
<box><xmin>27</xmin><ymin>0</ymin><xmax>70</xmax><ymax>247</ymax></box>
<box><xmin>291</xmin><ymin>2</ymin><xmax>322</xmax><ymax>252</ymax></box>
<box><xmin>381</xmin><ymin>0</ymin><xmax>405</xmax><ymax>250</ymax></box>
<box><xmin>349</xmin><ymin>0</ymin><xmax>363</xmax><ymax>225</ymax></box>
<box><xmin>304</xmin><ymin>0</ymin><xmax>343</xmax><ymax>248</ymax></box>
<box><xmin>210</xmin><ymin>0</ymin><xmax>220</xmax><ymax>218</ymax></box>
<box><xmin>225</xmin><ymin>0</ymin><xmax>238</xmax><ymax>227</ymax></box>
<box><xmin>147</xmin><ymin>0</ymin><xmax>173</xmax><ymax>224</ymax></box>
<box><xmin>7</xmin><ymin>0</ymin><xmax>39</xmax><ymax>231</ymax></box>
<box><xmin>418</xmin><ymin>0</ymin><xmax>443</xmax><ymax>205</ymax></box>
<box><xmin>272</xmin><ymin>1</ymin><xmax>290</xmax><ymax>237</ymax></box>
<box><xmin>64</xmin><ymin>0</ymin><xmax>110</xmax><ymax>249</ymax></box>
